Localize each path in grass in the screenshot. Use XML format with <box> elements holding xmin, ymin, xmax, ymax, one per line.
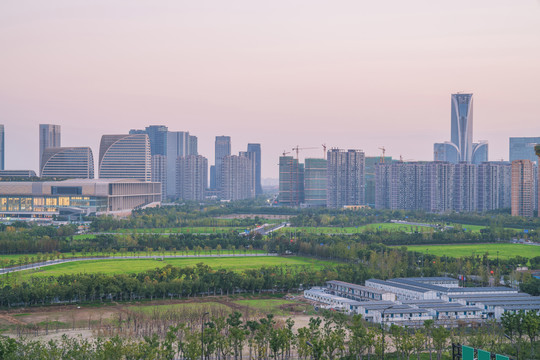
<box><xmin>404</xmin><ymin>243</ymin><xmax>539</xmax><ymax>259</ymax></box>
<box><xmin>9</xmin><ymin>256</ymin><xmax>338</xmax><ymax>280</ymax></box>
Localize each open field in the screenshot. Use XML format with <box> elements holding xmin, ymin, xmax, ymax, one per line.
<box><xmin>280</xmin><ymin>223</ymin><xmax>436</xmax><ymax>234</ymax></box>
<box><xmin>0</xmin><ymin>250</ymin><xmax>265</xmax><ymax>266</ymax></box>
<box><xmin>404</xmin><ymin>243</ymin><xmax>539</xmax><ymax>259</ymax></box>
<box><xmin>0</xmin><ymin>295</ymin><xmax>314</xmax><ymax>337</ymax></box>
<box><xmin>281</xmin><ymin>222</ymin><xmax>526</xmax><ymax>235</ymax></box>
<box><xmin>8</xmin><ymin>256</ymin><xmax>338</xmax><ymax>280</ymax></box>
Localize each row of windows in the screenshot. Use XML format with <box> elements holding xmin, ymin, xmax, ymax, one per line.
<box><xmin>0</xmin><ymin>196</ymin><xmax>105</xmax><ymax>212</ymax></box>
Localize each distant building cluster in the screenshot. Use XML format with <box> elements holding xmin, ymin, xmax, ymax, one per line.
<box><xmin>0</xmin><ymin>123</ymin><xmax>263</xmax><ymax>218</ymax></box>
<box><xmin>277</xmin><ymin>93</ymin><xmax>540</xmax><ymax>217</ymax></box>
<box><xmin>304</xmin><ymin>277</ymin><xmax>540</xmax><ymax>326</ymax></box>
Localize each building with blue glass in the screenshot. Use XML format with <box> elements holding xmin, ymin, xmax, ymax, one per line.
<box><xmin>509</xmin><ymin>137</ymin><xmax>540</xmax><ymax>164</ymax></box>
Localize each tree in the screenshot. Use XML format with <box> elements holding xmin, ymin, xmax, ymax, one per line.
<box><xmin>431</xmin><ymin>326</ymin><xmax>449</xmax><ymax>360</ymax></box>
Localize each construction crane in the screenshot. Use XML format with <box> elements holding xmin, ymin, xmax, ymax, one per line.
<box><xmin>281</xmin><ymin>150</ymin><xmax>291</xmax><ymax>157</ymax></box>
<box><xmin>379</xmin><ymin>147</ymin><xmax>386</xmax><ymax>163</ymax></box>
<box><xmin>291</xmin><ymin>146</ymin><xmax>318</xmax><ymax>159</ymax></box>
<box><xmin>322</xmin><ymin>144</ymin><xmax>327</xmax><ymax>160</ymax></box>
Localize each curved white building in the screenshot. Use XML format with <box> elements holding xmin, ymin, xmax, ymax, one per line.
<box><xmin>41</xmin><ymin>147</ymin><xmax>94</xmax><ymax>178</ymax></box>
<box><xmin>99</xmin><ymin>134</ymin><xmax>151</xmax><ymax>181</ymax></box>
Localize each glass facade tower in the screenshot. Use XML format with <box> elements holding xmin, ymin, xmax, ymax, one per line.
<box><xmin>39</xmin><ymin>124</ymin><xmax>61</xmax><ymax>170</ymax></box>
<box><xmin>41</xmin><ymin>147</ymin><xmax>94</xmax><ymax>178</ymax></box>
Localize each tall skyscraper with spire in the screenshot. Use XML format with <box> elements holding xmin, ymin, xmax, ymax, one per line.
<box><xmin>434</xmin><ymin>93</ymin><xmax>488</xmax><ymax>164</ymax></box>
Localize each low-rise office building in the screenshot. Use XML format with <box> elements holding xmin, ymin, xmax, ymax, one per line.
<box><xmin>0</xmin><ymin>179</ymin><xmax>161</xmax><ymax>218</ymax></box>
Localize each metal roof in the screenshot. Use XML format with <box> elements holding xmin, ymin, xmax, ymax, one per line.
<box><xmin>366</xmin><ymin>279</ymin><xmax>434</xmax><ymax>293</ymax></box>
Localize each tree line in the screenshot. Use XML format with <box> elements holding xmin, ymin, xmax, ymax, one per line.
<box><xmin>1</xmin><ymin>310</ymin><xmax>538</xmax><ymax>360</ymax></box>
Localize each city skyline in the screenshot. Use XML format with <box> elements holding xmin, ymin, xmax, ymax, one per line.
<box><xmin>1</xmin><ymin>1</ymin><xmax>540</xmax><ymax>178</ymax></box>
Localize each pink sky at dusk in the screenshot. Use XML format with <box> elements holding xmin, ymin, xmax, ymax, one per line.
<box><xmin>1</xmin><ymin>0</ymin><xmax>539</xmax><ymax>178</ymax></box>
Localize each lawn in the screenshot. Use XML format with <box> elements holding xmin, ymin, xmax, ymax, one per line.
<box><xmin>11</xmin><ymin>256</ymin><xmax>338</xmax><ymax>280</ymax></box>
<box><xmin>233</xmin><ymin>299</ymin><xmax>301</xmax><ymax>315</ymax></box>
<box><xmin>404</xmin><ymin>243</ymin><xmax>539</xmax><ymax>259</ymax></box>
<box><xmin>0</xmin><ymin>249</ymin><xmax>265</xmax><ymax>267</ymax></box>
<box><xmin>281</xmin><ymin>223</ymin><xmax>436</xmax><ymax>234</ymax></box>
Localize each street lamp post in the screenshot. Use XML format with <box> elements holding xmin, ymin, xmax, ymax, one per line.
<box><xmin>201</xmin><ymin>312</ymin><xmax>210</xmax><ymax>360</ymax></box>
<box><xmin>381</xmin><ymin>304</ymin><xmax>396</xmax><ymax>360</ymax></box>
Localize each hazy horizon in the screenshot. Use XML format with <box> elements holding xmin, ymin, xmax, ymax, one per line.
<box><xmin>1</xmin><ymin>1</ymin><xmax>539</xmax><ymax>178</ymax></box>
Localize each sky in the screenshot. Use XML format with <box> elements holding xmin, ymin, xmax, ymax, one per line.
<box><xmin>1</xmin><ymin>0</ymin><xmax>540</xmax><ymax>178</ymax></box>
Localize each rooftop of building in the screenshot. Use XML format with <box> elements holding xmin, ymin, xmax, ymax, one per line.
<box><xmin>366</xmin><ymin>279</ymin><xmax>435</xmax><ymax>293</ymax></box>
<box><xmin>446</xmin><ymin>287</ymin><xmax>517</xmax><ymax>293</ymax></box>
<box><xmin>326</xmin><ymin>280</ymin><xmax>392</xmax><ymax>294</ymax></box>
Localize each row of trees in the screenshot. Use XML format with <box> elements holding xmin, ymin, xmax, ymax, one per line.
<box><xmin>2</xmin><ymin>310</ymin><xmax>538</xmax><ymax>360</ymax></box>
<box><xmin>0</xmin><ymin>263</ymin><xmax>347</xmax><ymax>307</ymax></box>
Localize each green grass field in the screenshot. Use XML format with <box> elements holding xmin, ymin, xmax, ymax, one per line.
<box><xmin>281</xmin><ymin>222</ymin><xmax>526</xmax><ymax>235</ymax></box>
<box><xmin>0</xmin><ymin>250</ymin><xmax>265</xmax><ymax>266</ymax></box>
<box><xmin>10</xmin><ymin>256</ymin><xmax>338</xmax><ymax>280</ymax></box>
<box><xmin>280</xmin><ymin>223</ymin><xmax>436</xmax><ymax>234</ymax></box>
<box><xmin>404</xmin><ymin>243</ymin><xmax>539</xmax><ymax>259</ymax></box>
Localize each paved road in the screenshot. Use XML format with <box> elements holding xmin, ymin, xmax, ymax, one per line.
<box><xmin>0</xmin><ymin>253</ymin><xmax>278</xmax><ymax>275</ymax></box>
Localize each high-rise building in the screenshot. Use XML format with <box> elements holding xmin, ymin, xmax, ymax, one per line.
<box><xmin>326</xmin><ymin>149</ymin><xmax>365</xmax><ymax>208</ymax></box>
<box><xmin>189</xmin><ymin>135</ymin><xmax>198</xmax><ymax>156</ymax></box>
<box><xmin>453</xmin><ymin>162</ymin><xmax>477</xmax><ymax>212</ymax></box>
<box><xmin>375</xmin><ymin>163</ymin><xmax>392</xmax><ymax>210</ymax></box>
<box><xmin>536</xmin><ymin>145</ymin><xmax>540</xmax><ymax>217</ymax></box>
<box><xmin>0</xmin><ymin>124</ymin><xmax>4</xmax><ymax>170</ymax></box>
<box><xmin>209</xmin><ymin>165</ymin><xmax>216</xmax><ymax>190</ymax></box>
<box><xmin>39</xmin><ymin>124</ymin><xmax>61</xmax><ymax>170</ymax></box>
<box><xmin>139</xmin><ymin>126</ymin><xmax>168</xmax><ymax>156</ymax></box>
<box><xmin>98</xmin><ymin>134</ymin><xmax>151</xmax><ymax>181</ymax></box>
<box><xmin>511</xmin><ymin>160</ymin><xmax>535</xmax><ymax>217</ymax></box>
<box><xmin>425</xmin><ymin>162</ymin><xmax>454</xmax><ymax>213</ymax></box>
<box><xmin>215</xmin><ymin>136</ymin><xmax>231</xmax><ymax>191</ymax></box>
<box><xmin>151</xmin><ymin>155</ymin><xmax>167</xmax><ymax>201</ymax></box>
<box><xmin>247</xmin><ymin>143</ymin><xmax>263</xmax><ymax>196</ymax></box>
<box><xmin>304</xmin><ymin>158</ymin><xmax>327</xmax><ymax>207</ymax></box>
<box><xmin>509</xmin><ymin>137</ymin><xmax>540</xmax><ymax>164</ymax></box>
<box><xmin>365</xmin><ymin>156</ymin><xmax>392</xmax><ymax>207</ymax></box>
<box><xmin>472</xmin><ymin>141</ymin><xmax>488</xmax><ymax>165</ymax></box>
<box><xmin>279</xmin><ymin>156</ymin><xmax>304</xmax><ymax>206</ymax></box>
<box><xmin>40</xmin><ymin>147</ymin><xmax>94</xmax><ymax>179</ymax></box>
<box><xmin>451</xmin><ymin>93</ymin><xmax>474</xmax><ymax>162</ymax></box>
<box><xmin>166</xmin><ymin>131</ymin><xmax>190</xmax><ymax>197</ymax></box>
<box><xmin>221</xmin><ymin>154</ymin><xmax>254</xmax><ymax>201</ymax></box>
<box><xmin>477</xmin><ymin>161</ymin><xmax>512</xmax><ymax>210</ymax></box>
<box><xmin>434</xmin><ymin>94</ymin><xmax>488</xmax><ymax>164</ymax></box>
<box><xmin>374</xmin><ymin>162</ymin><xmax>427</xmax><ymax>211</ymax></box>
<box><xmin>176</xmin><ymin>155</ymin><xmax>208</xmax><ymax>201</ymax></box>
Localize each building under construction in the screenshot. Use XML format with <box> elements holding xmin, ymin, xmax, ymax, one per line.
<box><xmin>278</xmin><ymin>156</ymin><xmax>304</xmax><ymax>206</ymax></box>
